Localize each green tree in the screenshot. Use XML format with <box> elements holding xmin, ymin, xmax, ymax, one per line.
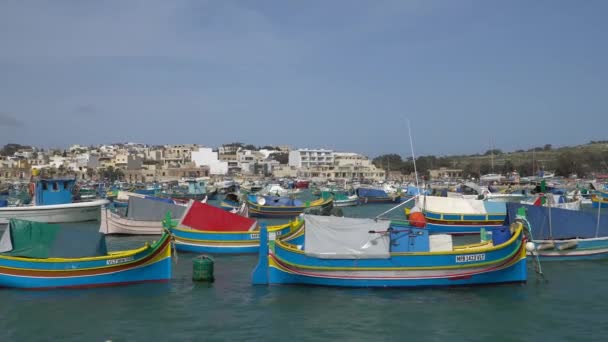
<box><xmin>269</xmin><ymin>152</ymin><xmax>289</xmax><ymax>164</ymax></box>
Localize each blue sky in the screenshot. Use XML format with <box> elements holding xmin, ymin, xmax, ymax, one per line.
<box><xmin>0</xmin><ymin>0</ymin><xmax>606</xmax><ymax>157</ymax></box>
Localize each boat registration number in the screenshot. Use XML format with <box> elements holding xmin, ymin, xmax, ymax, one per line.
<box><xmin>456</xmin><ymin>254</ymin><xmax>485</xmax><ymax>263</ymax></box>
<box><xmin>250</xmin><ymin>234</ymin><xmax>260</xmax><ymax>239</ymax></box>
<box><xmin>107</xmin><ymin>256</ymin><xmax>134</xmax><ymax>265</ymax></box>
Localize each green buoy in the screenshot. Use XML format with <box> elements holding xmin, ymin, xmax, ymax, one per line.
<box><xmin>192</xmin><ymin>255</ymin><xmax>214</xmax><ymax>282</ymax></box>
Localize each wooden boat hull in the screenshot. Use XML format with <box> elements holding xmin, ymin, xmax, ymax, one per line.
<box><xmin>0</xmin><ymin>199</ymin><xmax>109</xmax><ymax>225</ymax></box>
<box><xmin>99</xmin><ymin>209</ymin><xmax>163</xmax><ymax>235</ymax></box>
<box><xmin>359</xmin><ymin>196</ymin><xmax>400</xmax><ymax>204</ymax></box>
<box><xmin>0</xmin><ymin>232</ymin><xmax>172</xmax><ymax>289</ymax></box>
<box><xmin>253</xmin><ymin>224</ymin><xmax>527</xmax><ymax>288</ymax></box>
<box><xmin>424</xmin><ymin>211</ymin><xmax>506</xmax><ymax>235</ymax></box>
<box><xmin>219</xmin><ymin>200</ymin><xmax>240</xmax><ymax>211</ymax></box>
<box><xmin>247</xmin><ymin>198</ymin><xmax>333</xmax><ymax>218</ymax></box>
<box><xmin>171</xmin><ymin>220</ymin><xmax>303</xmax><ymax>254</ymax></box>
<box><xmin>333</xmin><ymin>198</ymin><xmax>359</xmax><ymax>207</ymax></box>
<box><xmin>530</xmin><ymin>237</ymin><xmax>608</xmax><ymax>261</ymax></box>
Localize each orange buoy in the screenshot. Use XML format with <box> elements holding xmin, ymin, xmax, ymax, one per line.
<box><xmin>409</xmin><ymin>211</ymin><xmax>426</xmax><ymax>228</ymax></box>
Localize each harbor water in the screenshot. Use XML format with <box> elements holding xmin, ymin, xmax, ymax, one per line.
<box><xmin>0</xmin><ymin>197</ymin><xmax>607</xmax><ymax>341</ymax></box>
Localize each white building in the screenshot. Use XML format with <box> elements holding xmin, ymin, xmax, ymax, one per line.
<box><xmin>191</xmin><ymin>147</ymin><xmax>228</xmax><ymax>175</ymax></box>
<box><xmin>288</xmin><ymin>149</ymin><xmax>334</xmax><ymax>168</ymax></box>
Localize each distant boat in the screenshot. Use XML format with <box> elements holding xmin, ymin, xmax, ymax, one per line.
<box><xmin>99</xmin><ymin>196</ymin><xmax>187</xmax><ymax>235</ymax></box>
<box><xmin>0</xmin><ymin>178</ymin><xmax>108</xmax><ymax>225</ymax></box>
<box><xmin>160</xmin><ymin>179</ymin><xmax>207</xmax><ymax>201</ymax></box>
<box><xmin>247</xmin><ymin>195</ymin><xmax>333</xmax><ymax>218</ymax></box>
<box><xmin>320</xmin><ymin>190</ymin><xmax>358</xmax><ymax>207</ymax></box>
<box><xmin>355</xmin><ymin>187</ymin><xmax>400</xmax><ymax>204</ymax></box>
<box><xmin>591</xmin><ymin>193</ymin><xmax>608</xmax><ymax>209</ymax></box>
<box><xmin>168</xmin><ymin>201</ymin><xmax>303</xmax><ymax>254</ymax></box>
<box><xmin>0</xmin><ymin>218</ymin><xmax>172</xmax><ymax>289</ymax></box>
<box><xmin>252</xmin><ymin>214</ymin><xmax>527</xmax><ymax>287</ymax></box>
<box><xmin>480</xmin><ymin>173</ymin><xmax>504</xmax><ymax>184</ymax></box>
<box><xmin>219</xmin><ymin>193</ymin><xmax>241</xmax><ymax>211</ymax></box>
<box><xmin>415</xmin><ymin>196</ymin><xmax>506</xmax><ymax>234</ymax></box>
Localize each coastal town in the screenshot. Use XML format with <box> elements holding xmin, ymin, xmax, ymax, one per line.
<box><xmin>0</xmin><ymin>143</ymin><xmax>389</xmax><ymax>183</ymax></box>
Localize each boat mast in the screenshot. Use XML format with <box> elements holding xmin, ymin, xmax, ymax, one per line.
<box><xmin>407</xmin><ymin>119</ymin><xmax>419</xmax><ymax>190</ymax></box>
<box><xmin>596</xmin><ymin>195</ymin><xmax>602</xmax><ymax>238</ymax></box>
<box><xmin>490</xmin><ymin>138</ymin><xmax>495</xmax><ymax>174</ymax></box>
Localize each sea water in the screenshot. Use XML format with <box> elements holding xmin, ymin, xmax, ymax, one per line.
<box><xmin>0</xmin><ymin>194</ymin><xmax>606</xmax><ymax>341</ymax></box>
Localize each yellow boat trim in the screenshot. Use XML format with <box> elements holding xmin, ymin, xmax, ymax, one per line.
<box><xmin>275</xmin><ymin>224</ymin><xmax>524</xmax><ymax>256</ymax></box>
<box><xmin>270</xmin><ymin>243</ymin><xmax>525</xmax><ymax>271</ymax></box>
<box><xmin>0</xmin><ymin>237</ymin><xmax>171</xmax><ymax>272</ymax></box>
<box><xmin>0</xmin><ymin>233</ymin><xmax>170</xmax><ymax>263</ymax></box>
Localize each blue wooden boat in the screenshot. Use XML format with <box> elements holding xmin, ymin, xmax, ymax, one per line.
<box><xmin>508</xmin><ymin>203</ymin><xmax>608</xmax><ymax>261</ymax></box>
<box><xmin>246</xmin><ymin>195</ymin><xmax>333</xmax><ymax>218</ymax></box>
<box><xmin>252</xmin><ymin>215</ymin><xmax>527</xmax><ymax>287</ymax></box>
<box><xmin>591</xmin><ymin>193</ymin><xmax>608</xmax><ymax>208</ymax></box>
<box><xmin>355</xmin><ymin>187</ymin><xmax>400</xmax><ymax>204</ymax></box>
<box><xmin>168</xmin><ymin>201</ymin><xmax>304</xmax><ymax>254</ymax></box>
<box><xmin>415</xmin><ymin>196</ymin><xmax>506</xmax><ymax>234</ymax></box>
<box><xmin>0</xmin><ymin>219</ymin><xmax>172</xmax><ymax>289</ymax></box>
<box><xmin>219</xmin><ymin>193</ymin><xmax>241</xmax><ymax>211</ymax></box>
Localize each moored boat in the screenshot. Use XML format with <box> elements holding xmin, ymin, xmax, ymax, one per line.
<box><xmin>99</xmin><ymin>196</ymin><xmax>187</xmax><ymax>235</ymax></box>
<box><xmin>591</xmin><ymin>194</ymin><xmax>608</xmax><ymax>208</ymax></box>
<box><xmin>0</xmin><ymin>218</ymin><xmax>172</xmax><ymax>289</ymax></box>
<box><xmin>415</xmin><ymin>196</ymin><xmax>506</xmax><ymax>234</ymax></box>
<box><xmin>252</xmin><ymin>215</ymin><xmax>527</xmax><ymax>287</ymax></box>
<box><xmin>509</xmin><ymin>203</ymin><xmax>608</xmax><ymax>260</ymax></box>
<box><xmin>355</xmin><ymin>187</ymin><xmax>400</xmax><ymax>204</ymax></box>
<box><xmin>0</xmin><ymin>178</ymin><xmax>108</xmax><ymax>225</ymax></box>
<box><xmin>168</xmin><ymin>201</ymin><xmax>303</xmax><ymax>254</ymax></box>
<box><xmin>320</xmin><ymin>191</ymin><xmax>358</xmax><ymax>207</ymax></box>
<box><xmin>247</xmin><ymin>195</ymin><xmax>333</xmax><ymax>218</ymax></box>
<box><xmin>219</xmin><ymin>193</ymin><xmax>241</xmax><ymax>211</ymax></box>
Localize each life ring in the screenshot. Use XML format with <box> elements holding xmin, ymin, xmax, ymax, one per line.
<box><xmin>28</xmin><ymin>182</ymin><xmax>35</xmax><ymax>197</ymax></box>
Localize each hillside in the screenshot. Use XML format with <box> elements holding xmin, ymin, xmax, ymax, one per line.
<box><xmin>373</xmin><ymin>141</ymin><xmax>608</xmax><ymax>178</ymax></box>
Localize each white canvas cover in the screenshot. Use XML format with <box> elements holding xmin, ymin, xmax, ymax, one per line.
<box><xmin>417</xmin><ymin>196</ymin><xmax>487</xmax><ymax>214</ymax></box>
<box><xmin>304</xmin><ymin>215</ymin><xmax>390</xmax><ymax>259</ymax></box>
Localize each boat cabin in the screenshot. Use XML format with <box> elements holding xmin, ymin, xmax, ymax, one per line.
<box><xmin>34</xmin><ymin>178</ymin><xmax>76</xmax><ymax>206</ymax></box>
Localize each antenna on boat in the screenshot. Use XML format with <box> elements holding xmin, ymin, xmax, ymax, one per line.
<box><xmin>596</xmin><ymin>195</ymin><xmax>602</xmax><ymax>238</ymax></box>
<box><xmin>407</xmin><ymin>119</ymin><xmax>419</xmax><ymax>190</ymax></box>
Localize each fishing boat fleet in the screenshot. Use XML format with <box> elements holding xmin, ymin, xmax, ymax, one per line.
<box><xmin>0</xmin><ymin>175</ymin><xmax>606</xmax><ymax>290</ymax></box>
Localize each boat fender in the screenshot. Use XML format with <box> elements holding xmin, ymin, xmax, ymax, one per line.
<box><xmin>525</xmin><ymin>242</ymin><xmax>536</xmax><ymax>252</ymax></box>
<box><xmin>28</xmin><ymin>182</ymin><xmax>35</xmax><ymax>197</ymax></box>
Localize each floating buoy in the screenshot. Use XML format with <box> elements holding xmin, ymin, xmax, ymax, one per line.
<box><xmin>192</xmin><ymin>255</ymin><xmax>214</xmax><ymax>282</ymax></box>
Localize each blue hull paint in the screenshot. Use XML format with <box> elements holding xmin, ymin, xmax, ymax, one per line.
<box><xmin>266</xmin><ymin>259</ymin><xmax>527</xmax><ymax>288</ymax></box>
<box><xmin>0</xmin><ymin>258</ymin><xmax>171</xmax><ymax>289</ymax></box>
<box><xmin>425</xmin><ymin>223</ymin><xmax>502</xmax><ymax>235</ymax></box>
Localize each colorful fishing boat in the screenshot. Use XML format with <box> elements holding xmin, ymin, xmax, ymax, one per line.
<box><xmin>252</xmin><ymin>215</ymin><xmax>527</xmax><ymax>287</ymax></box>
<box><xmin>591</xmin><ymin>194</ymin><xmax>608</xmax><ymax>208</ymax></box>
<box><xmin>0</xmin><ymin>218</ymin><xmax>172</xmax><ymax>289</ymax></box>
<box><xmin>320</xmin><ymin>191</ymin><xmax>358</xmax><ymax>207</ymax></box>
<box><xmin>355</xmin><ymin>187</ymin><xmax>400</xmax><ymax>204</ymax></box>
<box><xmin>160</xmin><ymin>179</ymin><xmax>207</xmax><ymax>201</ymax></box>
<box><xmin>246</xmin><ymin>195</ymin><xmax>333</xmax><ymax>218</ymax></box>
<box><xmin>168</xmin><ymin>201</ymin><xmax>304</xmax><ymax>254</ymax></box>
<box><xmin>508</xmin><ymin>203</ymin><xmax>608</xmax><ymax>261</ymax></box>
<box><xmin>99</xmin><ymin>196</ymin><xmax>186</xmax><ymax>235</ymax></box>
<box><xmin>415</xmin><ymin>196</ymin><xmax>506</xmax><ymax>234</ymax></box>
<box><xmin>0</xmin><ymin>178</ymin><xmax>108</xmax><ymax>225</ymax></box>
<box><xmin>219</xmin><ymin>193</ymin><xmax>241</xmax><ymax>211</ymax></box>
